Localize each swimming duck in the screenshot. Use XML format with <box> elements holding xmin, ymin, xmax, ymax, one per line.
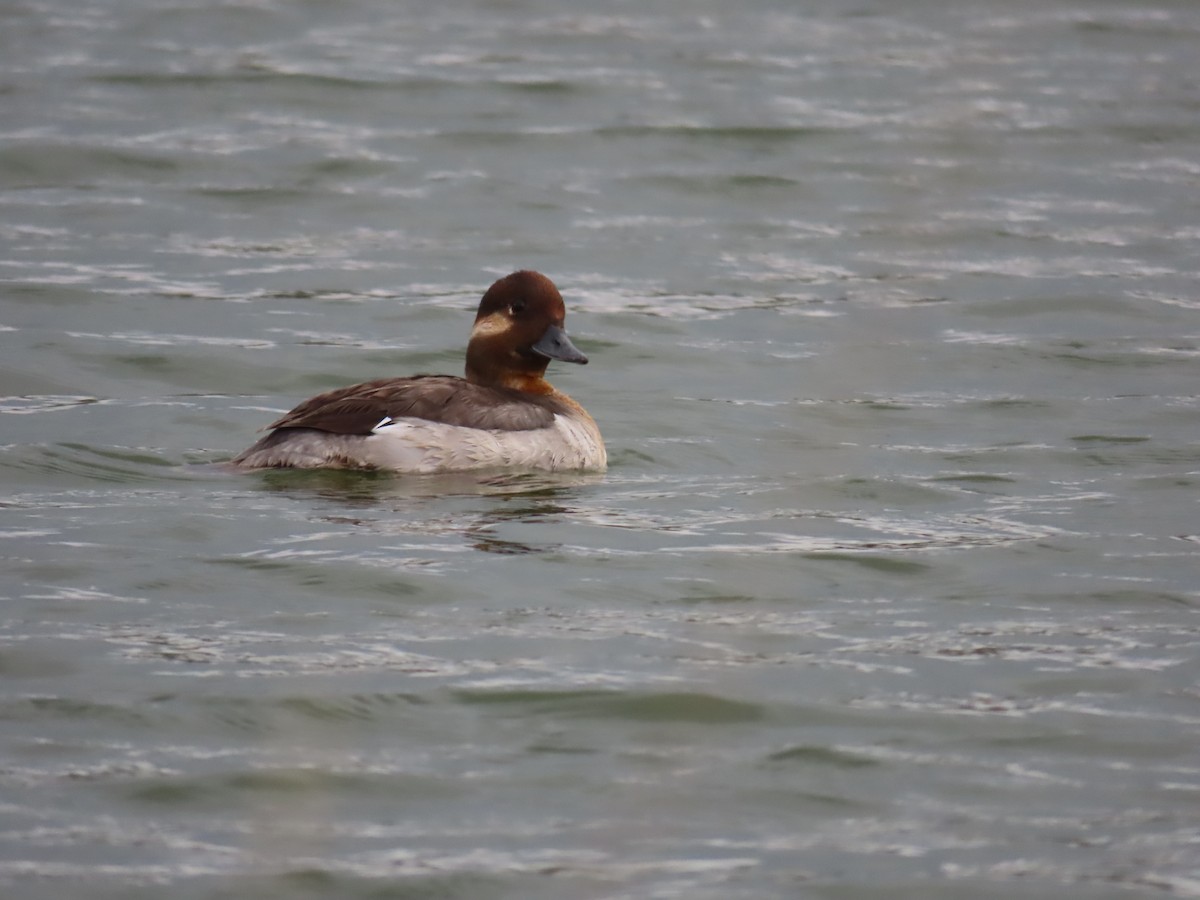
<box><xmin>232</xmin><ymin>270</ymin><xmax>606</xmax><ymax>473</ymax></box>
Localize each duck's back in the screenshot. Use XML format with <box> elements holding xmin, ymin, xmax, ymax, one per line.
<box><xmin>232</xmin><ymin>375</ymin><xmax>605</xmax><ymax>473</ymax></box>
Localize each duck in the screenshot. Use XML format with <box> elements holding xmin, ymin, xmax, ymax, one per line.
<box><xmin>231</xmin><ymin>270</ymin><xmax>606</xmax><ymax>473</ymax></box>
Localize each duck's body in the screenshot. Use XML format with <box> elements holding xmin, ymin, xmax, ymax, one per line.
<box><xmin>232</xmin><ymin>271</ymin><xmax>605</xmax><ymax>473</ymax></box>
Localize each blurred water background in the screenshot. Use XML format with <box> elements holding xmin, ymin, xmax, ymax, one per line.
<box><xmin>2</xmin><ymin>0</ymin><xmax>1199</xmax><ymax>897</ymax></box>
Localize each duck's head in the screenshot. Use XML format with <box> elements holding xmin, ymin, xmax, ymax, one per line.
<box><xmin>465</xmin><ymin>270</ymin><xmax>588</xmax><ymax>393</ymax></box>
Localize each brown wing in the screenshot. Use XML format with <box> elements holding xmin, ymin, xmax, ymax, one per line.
<box><xmin>264</xmin><ymin>375</ymin><xmax>560</xmax><ymax>434</ymax></box>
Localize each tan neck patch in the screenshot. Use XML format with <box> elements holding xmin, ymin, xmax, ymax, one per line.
<box><xmin>469</xmin><ymin>311</ymin><xmax>510</xmax><ymax>341</ymax></box>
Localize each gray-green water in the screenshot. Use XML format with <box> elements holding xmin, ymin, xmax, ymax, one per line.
<box><xmin>2</xmin><ymin>1</ymin><xmax>1199</xmax><ymax>897</ymax></box>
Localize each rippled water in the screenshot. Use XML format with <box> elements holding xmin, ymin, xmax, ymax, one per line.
<box><xmin>2</xmin><ymin>0</ymin><xmax>1200</xmax><ymax>897</ymax></box>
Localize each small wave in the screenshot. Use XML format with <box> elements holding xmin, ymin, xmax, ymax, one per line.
<box><xmin>1</xmin><ymin>442</ymin><xmax>181</xmax><ymax>483</ymax></box>
<box><xmin>66</xmin><ymin>331</ymin><xmax>275</xmax><ymax>349</ymax></box>
<box><xmin>0</xmin><ymin>395</ymin><xmax>101</xmax><ymax>415</ymax></box>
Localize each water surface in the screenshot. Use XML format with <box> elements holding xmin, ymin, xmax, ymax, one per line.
<box><xmin>2</xmin><ymin>0</ymin><xmax>1199</xmax><ymax>897</ymax></box>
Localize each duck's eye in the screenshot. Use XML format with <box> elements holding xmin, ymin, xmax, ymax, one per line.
<box><xmin>509</xmin><ymin>300</ymin><xmax>527</xmax><ymax>315</ymax></box>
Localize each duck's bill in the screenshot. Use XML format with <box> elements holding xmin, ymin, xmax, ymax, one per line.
<box><xmin>532</xmin><ymin>324</ymin><xmax>588</xmax><ymax>364</ymax></box>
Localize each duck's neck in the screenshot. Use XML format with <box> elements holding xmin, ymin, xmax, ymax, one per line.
<box><xmin>465</xmin><ymin>364</ymin><xmax>555</xmax><ymax>396</ymax></box>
